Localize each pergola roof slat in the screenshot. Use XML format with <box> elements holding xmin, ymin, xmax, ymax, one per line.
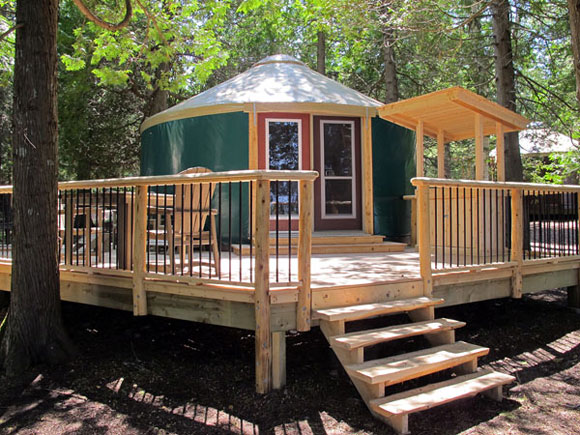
<box><xmin>378</xmin><ymin>87</ymin><xmax>529</xmax><ymax>141</ymax></box>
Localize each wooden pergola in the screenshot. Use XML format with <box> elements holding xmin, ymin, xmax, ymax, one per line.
<box><xmin>378</xmin><ymin>87</ymin><xmax>530</xmax><ymax>181</ymax></box>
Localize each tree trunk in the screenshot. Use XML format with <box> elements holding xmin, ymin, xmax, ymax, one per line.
<box><xmin>568</xmin><ymin>0</ymin><xmax>580</xmax><ymax>106</ymax></box>
<box><xmin>144</xmin><ymin>63</ymin><xmax>170</xmax><ymax>118</ymax></box>
<box><xmin>0</xmin><ymin>0</ymin><xmax>72</xmax><ymax>375</ymax></box>
<box><xmin>317</xmin><ymin>31</ymin><xmax>326</xmax><ymax>75</ymax></box>
<box><xmin>491</xmin><ymin>0</ymin><xmax>523</xmax><ymax>181</ymax></box>
<box><xmin>383</xmin><ymin>26</ymin><xmax>399</xmax><ymax>103</ymax></box>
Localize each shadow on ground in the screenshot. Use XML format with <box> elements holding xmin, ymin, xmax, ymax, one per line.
<box><xmin>0</xmin><ymin>289</ymin><xmax>579</xmax><ymax>434</ymax></box>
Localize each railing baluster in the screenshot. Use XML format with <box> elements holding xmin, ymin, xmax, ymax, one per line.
<box><xmin>477</xmin><ymin>188</ymin><xmax>480</xmax><ymax>264</ymax></box>
<box><xmin>442</xmin><ymin>187</ymin><xmax>445</xmax><ymax>268</ymax></box>
<box><xmin>456</xmin><ymin>187</ymin><xmax>459</xmax><ymax>267</ymax></box>
<box><xmin>218</xmin><ymin>182</ymin><xmax>222</xmax><ymax>280</ymax></box>
<box><xmin>434</xmin><ymin>187</ymin><xmax>438</xmax><ymax>268</ymax></box>
<box><xmin>228</xmin><ymin>182</ymin><xmax>232</xmax><ymax>281</ymax></box>
<box><xmin>249</xmin><ymin>182</ymin><xmax>253</xmax><ymax>282</ymax></box>
<box><xmin>449</xmin><ymin>186</ymin><xmax>452</xmax><ymax>268</ymax></box>
<box><xmin>463</xmin><ymin>187</ymin><xmax>466</xmax><ymax>266</ymax></box>
<box><xmin>288</xmin><ymin>180</ymin><xmax>292</xmax><ymax>282</ymax></box>
<box><xmin>239</xmin><ymin>181</ymin><xmax>242</xmax><ymax>282</ymax></box>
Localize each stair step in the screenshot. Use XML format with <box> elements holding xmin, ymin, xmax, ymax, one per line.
<box><xmin>233</xmin><ymin>241</ymin><xmax>406</xmax><ymax>255</ymax></box>
<box><xmin>269</xmin><ymin>234</ymin><xmax>386</xmax><ymax>246</ymax></box>
<box><xmin>330</xmin><ymin>318</ymin><xmax>466</xmax><ymax>350</ymax></box>
<box><xmin>346</xmin><ymin>341</ymin><xmax>489</xmax><ymax>386</ymax></box>
<box><xmin>370</xmin><ymin>368</ymin><xmax>515</xmax><ymax>417</ymax></box>
<box><xmin>313</xmin><ymin>297</ymin><xmax>444</xmax><ymax>322</ymax></box>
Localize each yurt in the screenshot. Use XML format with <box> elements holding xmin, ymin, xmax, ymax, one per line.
<box><xmin>140</xmin><ymin>55</ymin><xmax>415</xmax><ymax>241</ymax></box>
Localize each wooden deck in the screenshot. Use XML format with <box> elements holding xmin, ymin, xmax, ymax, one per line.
<box><xmin>0</xmin><ymin>171</ymin><xmax>579</xmax><ymax>409</ymax></box>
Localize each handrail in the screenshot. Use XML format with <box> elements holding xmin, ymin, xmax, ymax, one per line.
<box><xmin>0</xmin><ymin>170</ymin><xmax>319</xmax><ymax>193</ymax></box>
<box><xmin>412</xmin><ymin>177</ymin><xmax>580</xmax><ymax>193</ymax></box>
<box><xmin>412</xmin><ymin>177</ymin><xmax>580</xmax><ymax>299</ymax></box>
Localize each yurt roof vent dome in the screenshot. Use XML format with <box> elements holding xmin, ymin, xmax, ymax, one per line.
<box><xmin>142</xmin><ymin>54</ymin><xmax>383</xmax><ymax>131</ymax></box>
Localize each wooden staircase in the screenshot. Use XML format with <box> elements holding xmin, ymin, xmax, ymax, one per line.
<box><xmin>314</xmin><ymin>297</ymin><xmax>515</xmax><ymax>434</ymax></box>
<box><xmin>233</xmin><ymin>232</ymin><xmax>407</xmax><ymax>255</ymax></box>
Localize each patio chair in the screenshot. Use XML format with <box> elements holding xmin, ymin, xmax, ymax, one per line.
<box><xmin>166</xmin><ymin>167</ymin><xmax>220</xmax><ymax>276</ymax></box>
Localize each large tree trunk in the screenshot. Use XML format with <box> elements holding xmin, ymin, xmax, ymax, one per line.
<box><xmin>568</xmin><ymin>0</ymin><xmax>580</xmax><ymax>106</ymax></box>
<box><xmin>491</xmin><ymin>0</ymin><xmax>523</xmax><ymax>181</ymax></box>
<box><xmin>144</xmin><ymin>63</ymin><xmax>170</xmax><ymax>118</ymax></box>
<box><xmin>317</xmin><ymin>31</ymin><xmax>326</xmax><ymax>75</ymax></box>
<box><xmin>0</xmin><ymin>0</ymin><xmax>72</xmax><ymax>375</ymax></box>
<box><xmin>383</xmin><ymin>26</ymin><xmax>399</xmax><ymax>103</ymax></box>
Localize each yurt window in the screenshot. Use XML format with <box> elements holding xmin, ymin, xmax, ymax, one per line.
<box><xmin>266</xmin><ymin>119</ymin><xmax>302</xmax><ymax>218</ymax></box>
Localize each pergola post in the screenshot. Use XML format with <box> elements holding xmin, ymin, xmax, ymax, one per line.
<box><xmin>496</xmin><ymin>122</ymin><xmax>505</xmax><ymax>182</ymax></box>
<box><xmin>437</xmin><ymin>129</ymin><xmax>445</xmax><ymax>178</ymax></box>
<box><xmin>474</xmin><ymin>113</ymin><xmax>484</xmax><ymax>180</ymax></box>
<box><xmin>416</xmin><ymin>120</ymin><xmax>424</xmax><ymax>177</ymax></box>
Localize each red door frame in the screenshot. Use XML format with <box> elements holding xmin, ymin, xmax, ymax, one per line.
<box><xmin>257</xmin><ymin>113</ymin><xmax>311</xmax><ymax>231</ymax></box>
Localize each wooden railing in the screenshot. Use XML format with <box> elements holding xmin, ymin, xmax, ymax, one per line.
<box><xmin>0</xmin><ymin>171</ymin><xmax>317</xmax><ymax>311</ymax></box>
<box><xmin>0</xmin><ymin>170</ymin><xmax>318</xmax><ymax>394</ymax></box>
<box><xmin>412</xmin><ymin>178</ymin><xmax>580</xmax><ymax>297</ymax></box>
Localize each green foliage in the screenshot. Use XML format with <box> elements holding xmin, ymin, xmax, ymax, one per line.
<box><xmin>0</xmin><ymin>0</ymin><xmax>579</xmax><ymax>182</ymax></box>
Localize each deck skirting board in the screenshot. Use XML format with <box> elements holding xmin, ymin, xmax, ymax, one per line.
<box><xmin>522</xmin><ymin>269</ymin><xmax>578</xmax><ymax>294</ymax></box>
<box><xmin>434</xmin><ymin>278</ymin><xmax>512</xmax><ymax>307</ymax></box>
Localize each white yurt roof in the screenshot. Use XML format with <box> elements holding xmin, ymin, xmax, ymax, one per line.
<box><xmin>490</xmin><ymin>128</ymin><xmax>578</xmax><ymax>157</ymax></box>
<box><xmin>142</xmin><ymin>55</ymin><xmax>383</xmax><ymax>131</ymax></box>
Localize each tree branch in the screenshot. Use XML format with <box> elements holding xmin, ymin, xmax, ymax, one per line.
<box><xmin>0</xmin><ymin>23</ymin><xmax>22</xmax><ymax>42</ymax></box>
<box><xmin>72</xmin><ymin>0</ymin><xmax>132</xmax><ymax>31</ymax></box>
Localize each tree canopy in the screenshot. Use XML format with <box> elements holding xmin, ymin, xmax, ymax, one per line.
<box><xmin>0</xmin><ymin>0</ymin><xmax>577</xmax><ymax>182</ymax></box>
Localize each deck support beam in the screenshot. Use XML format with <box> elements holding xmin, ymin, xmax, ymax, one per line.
<box><xmin>568</xmin><ymin>266</ymin><xmax>580</xmax><ymax>309</ymax></box>
<box><xmin>272</xmin><ymin>331</ymin><xmax>286</xmax><ymax>389</ymax></box>
<box><xmin>568</xmin><ymin>284</ymin><xmax>580</xmax><ymax>309</ymax></box>
<box><xmin>255</xmin><ymin>180</ymin><xmax>272</xmax><ymax>394</ymax></box>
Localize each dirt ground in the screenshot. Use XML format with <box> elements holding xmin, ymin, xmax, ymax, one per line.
<box><xmin>0</xmin><ymin>288</ymin><xmax>579</xmax><ymax>435</ymax></box>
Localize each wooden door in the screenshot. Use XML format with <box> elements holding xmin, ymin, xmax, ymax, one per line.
<box><xmin>313</xmin><ymin>116</ymin><xmax>362</xmax><ymax>231</ymax></box>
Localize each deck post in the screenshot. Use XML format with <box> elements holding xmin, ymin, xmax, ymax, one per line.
<box><xmin>437</xmin><ymin>129</ymin><xmax>445</xmax><ymax>178</ymax></box>
<box><xmin>475</xmin><ymin>113</ymin><xmax>484</xmax><ymax>180</ymax></box>
<box><xmin>297</xmin><ymin>180</ymin><xmax>313</xmax><ymax>332</ymax></box>
<box><xmin>496</xmin><ymin>122</ymin><xmax>505</xmax><ymax>182</ymax></box>
<box><xmin>568</xmin><ymin>282</ymin><xmax>580</xmax><ymax>309</ymax></box>
<box><xmin>416</xmin><ymin>120</ymin><xmax>424</xmax><ymax>177</ymax></box>
<box><xmin>132</xmin><ymin>184</ymin><xmax>148</xmax><ymax>315</ymax></box>
<box><xmin>255</xmin><ymin>179</ymin><xmax>272</xmax><ymax>394</ymax></box>
<box><xmin>362</xmin><ymin>115</ymin><xmax>374</xmax><ymax>234</ymax></box>
<box><xmin>272</xmin><ymin>331</ymin><xmax>286</xmax><ymax>389</ymax></box>
<box><xmin>417</xmin><ymin>184</ymin><xmax>433</xmax><ymax>296</ymax></box>
<box><xmin>510</xmin><ymin>188</ymin><xmax>523</xmax><ymax>298</ymax></box>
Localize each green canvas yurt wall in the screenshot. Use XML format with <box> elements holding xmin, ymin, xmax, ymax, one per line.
<box><xmin>141</xmin><ymin>112</ymin><xmax>250</xmax><ymax>242</ymax></box>
<box><xmin>372</xmin><ymin>116</ymin><xmax>416</xmax><ymax>240</ymax></box>
<box><xmin>141</xmin><ymin>112</ymin><xmax>249</xmax><ymax>175</ymax></box>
